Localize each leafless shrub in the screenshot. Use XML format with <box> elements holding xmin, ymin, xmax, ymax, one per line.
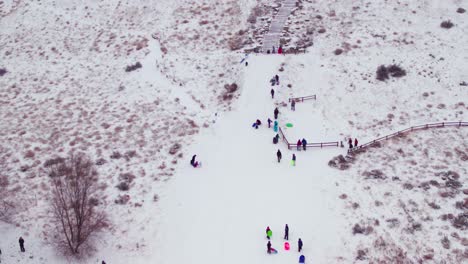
<box><xmin>376</xmin><ymin>65</ymin><xmax>389</xmax><ymax>81</ymax></box>
<box><xmin>116</xmin><ymin>182</ymin><xmax>129</xmax><ymax>191</ymax></box>
<box><xmin>362</xmin><ymin>169</ymin><xmax>386</xmax><ymax>180</ymax></box>
<box><xmin>452</xmin><ymin>213</ymin><xmax>468</xmax><ymax>230</ymax></box>
<box><xmin>115</xmin><ymin>194</ymin><xmax>130</xmax><ymax>205</ymax></box>
<box><xmin>387</xmin><ymin>64</ymin><xmax>406</xmax><ymax>78</ymax></box>
<box><xmin>95</xmin><ymin>158</ymin><xmax>106</xmax><ymax>166</ymax></box>
<box><xmin>48</xmin><ymin>153</ymin><xmax>107</xmax><ymax>255</ymax></box>
<box><xmin>441</xmin><ymin>236</ymin><xmax>451</xmax><ymax>249</ymax></box>
<box><xmin>328</xmin><ymin>155</ymin><xmax>350</xmax><ymax>170</ymax></box>
<box><xmin>428</xmin><ymin>201</ymin><xmax>441</xmax><ymax>209</ymax></box>
<box><xmin>440</xmin><ymin>20</ymin><xmax>454</xmax><ymax>29</ymax></box>
<box><xmin>352</xmin><ymin>224</ymin><xmax>373</xmax><ymax>235</ymax></box>
<box><xmin>386</xmin><ymin>218</ymin><xmax>400</xmax><ymax>228</ymax></box>
<box><xmin>124</xmin><ymin>150</ymin><xmax>137</xmax><ymax>160</ymax></box>
<box><xmin>455</xmin><ymin>199</ymin><xmax>468</xmax><ymax>210</ymax></box>
<box><xmin>457</xmin><ymin>8</ymin><xmax>466</xmax><ymax>14</ymax></box>
<box><xmin>334</xmin><ymin>48</ymin><xmax>343</xmax><ymax>55</ymax></box>
<box><xmin>228</xmin><ymin>36</ymin><xmax>243</xmax><ymax>51</ymax></box>
<box><xmin>356</xmin><ymin>249</ymin><xmax>368</xmax><ymax>260</ymax></box>
<box><xmin>318</xmin><ymin>28</ymin><xmax>326</xmax><ymax>33</ymax></box>
<box><xmin>44</xmin><ymin>157</ymin><xmax>65</xmax><ymax>167</ymax></box>
<box><xmin>0</xmin><ymin>68</ymin><xmax>6</xmax><ymax>76</ymax></box>
<box><xmin>110</xmin><ymin>151</ymin><xmax>122</xmax><ymax>159</ymax></box>
<box><xmin>169</xmin><ymin>143</ymin><xmax>182</xmax><ymax>155</ymax></box>
<box><xmin>125</xmin><ymin>62</ymin><xmax>142</xmax><ymax>72</ymax></box>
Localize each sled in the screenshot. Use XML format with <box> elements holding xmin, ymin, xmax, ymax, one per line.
<box><xmin>269</xmin><ymin>248</ymin><xmax>278</xmax><ymax>254</ymax></box>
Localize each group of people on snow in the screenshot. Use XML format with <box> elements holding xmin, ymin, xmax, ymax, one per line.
<box><xmin>265</xmin><ymin>225</ymin><xmax>305</xmax><ymax>261</ymax></box>
<box><xmin>348</xmin><ymin>138</ymin><xmax>359</xmax><ymax>149</ymax></box>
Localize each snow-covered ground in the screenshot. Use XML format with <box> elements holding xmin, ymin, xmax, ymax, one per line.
<box><xmin>1</xmin><ymin>0</ymin><xmax>467</xmax><ymax>263</ymax></box>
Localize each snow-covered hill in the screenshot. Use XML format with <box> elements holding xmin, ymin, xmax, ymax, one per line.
<box><xmin>0</xmin><ymin>0</ymin><xmax>467</xmax><ymax>263</ymax></box>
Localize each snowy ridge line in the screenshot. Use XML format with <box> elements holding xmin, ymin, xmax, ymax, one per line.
<box><xmin>288</xmin><ymin>95</ymin><xmax>317</xmax><ymax>102</ymax></box>
<box><xmin>261</xmin><ymin>0</ymin><xmax>297</xmax><ymax>53</ymax></box>
<box><xmin>278</xmin><ymin>127</ymin><xmax>339</xmax><ymax>150</ymax></box>
<box><xmin>349</xmin><ymin>121</ymin><xmax>468</xmax><ymax>153</ymax></box>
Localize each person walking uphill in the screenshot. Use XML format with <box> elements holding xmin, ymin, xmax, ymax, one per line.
<box><xmin>354</xmin><ymin>138</ymin><xmax>359</xmax><ymax>148</ymax></box>
<box><xmin>298</xmin><ymin>238</ymin><xmax>303</xmax><ymax>252</ymax></box>
<box><xmin>284</xmin><ymin>224</ymin><xmax>289</xmax><ymax>240</ymax></box>
<box><xmin>270</xmin><ymin>88</ymin><xmax>275</xmax><ymax>98</ymax></box>
<box><xmin>19</xmin><ymin>237</ymin><xmax>25</xmax><ymax>252</ymax></box>
<box><xmin>276</xmin><ymin>149</ymin><xmax>282</xmax><ymax>163</ymax></box>
<box><xmin>274</xmin><ymin>107</ymin><xmax>279</xmax><ymax>119</ymax></box>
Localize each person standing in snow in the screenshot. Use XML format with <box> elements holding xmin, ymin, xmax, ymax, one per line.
<box><xmin>19</xmin><ymin>237</ymin><xmax>25</xmax><ymax>252</ymax></box>
<box><xmin>273</xmin><ymin>134</ymin><xmax>279</xmax><ymax>144</ymax></box>
<box><xmin>291</xmin><ymin>154</ymin><xmax>296</xmax><ymax>166</ymax></box>
<box><xmin>354</xmin><ymin>138</ymin><xmax>358</xmax><ymax>148</ymax></box>
<box><xmin>274</xmin><ymin>107</ymin><xmax>279</xmax><ymax>119</ymax></box>
<box><xmin>267</xmin><ymin>118</ymin><xmax>272</xmax><ymax>128</ymax></box>
<box><xmin>277</xmin><ymin>149</ymin><xmax>282</xmax><ymax>163</ymax></box>
<box><xmin>296</xmin><ymin>139</ymin><xmax>301</xmax><ymax>151</ymax></box>
<box><xmin>298</xmin><ymin>238</ymin><xmax>303</xmax><ymax>252</ymax></box>
<box><xmin>273</xmin><ymin>120</ymin><xmax>278</xmax><ymax>133</ymax></box>
<box><xmin>278</xmin><ymin>46</ymin><xmax>283</xmax><ymax>54</ymax></box>
<box><xmin>275</xmin><ymin>74</ymin><xmax>279</xmax><ymax>85</ymax></box>
<box><xmin>270</xmin><ymin>88</ymin><xmax>275</xmax><ymax>98</ymax></box>
<box><xmin>348</xmin><ymin>138</ymin><xmax>353</xmax><ymax>149</ymax></box>
<box><xmin>267</xmin><ymin>240</ymin><xmax>272</xmax><ymax>254</ymax></box>
<box><xmin>291</xmin><ymin>100</ymin><xmax>296</xmax><ymax>111</ymax></box>
<box><xmin>284</xmin><ymin>224</ymin><xmax>289</xmax><ymax>240</ymax></box>
<box><xmin>301</xmin><ymin>138</ymin><xmax>307</xmax><ymax>151</ymax></box>
<box><xmin>272</xmin><ymin>46</ymin><xmax>276</xmax><ymax>54</ymax></box>
<box><xmin>266</xmin><ymin>226</ymin><xmax>272</xmax><ymax>239</ymax></box>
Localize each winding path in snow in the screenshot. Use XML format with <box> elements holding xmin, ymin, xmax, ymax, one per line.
<box><xmin>262</xmin><ymin>0</ymin><xmax>297</xmax><ymax>53</ymax></box>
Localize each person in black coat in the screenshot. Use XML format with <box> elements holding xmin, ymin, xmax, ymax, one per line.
<box><xmin>274</xmin><ymin>108</ymin><xmax>279</xmax><ymax>119</ymax></box>
<box><xmin>277</xmin><ymin>149</ymin><xmax>282</xmax><ymax>163</ymax></box>
<box><xmin>267</xmin><ymin>240</ymin><xmax>272</xmax><ymax>254</ymax></box>
<box><xmin>301</xmin><ymin>138</ymin><xmax>307</xmax><ymax>151</ymax></box>
<box><xmin>275</xmin><ymin>74</ymin><xmax>279</xmax><ymax>85</ymax></box>
<box><xmin>19</xmin><ymin>237</ymin><xmax>25</xmax><ymax>252</ymax></box>
<box><xmin>284</xmin><ymin>224</ymin><xmax>289</xmax><ymax>240</ymax></box>
<box><xmin>298</xmin><ymin>238</ymin><xmax>303</xmax><ymax>252</ymax></box>
<box><xmin>270</xmin><ymin>88</ymin><xmax>274</xmax><ymax>98</ymax></box>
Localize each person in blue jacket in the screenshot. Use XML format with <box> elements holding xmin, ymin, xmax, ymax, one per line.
<box><xmin>273</xmin><ymin>120</ymin><xmax>278</xmax><ymax>132</ymax></box>
<box><xmin>299</xmin><ymin>255</ymin><xmax>305</xmax><ymax>263</ymax></box>
<box><xmin>301</xmin><ymin>138</ymin><xmax>307</xmax><ymax>151</ymax></box>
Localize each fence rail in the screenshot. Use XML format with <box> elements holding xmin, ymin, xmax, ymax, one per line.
<box><xmin>279</xmin><ymin>128</ymin><xmax>339</xmax><ymax>150</ymax></box>
<box><xmin>349</xmin><ymin>121</ymin><xmax>468</xmax><ymax>153</ymax></box>
<box><xmin>288</xmin><ymin>95</ymin><xmax>317</xmax><ymax>103</ymax></box>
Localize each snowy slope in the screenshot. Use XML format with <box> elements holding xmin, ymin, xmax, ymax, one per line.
<box><xmin>0</xmin><ymin>0</ymin><xmax>467</xmax><ymax>263</ymax></box>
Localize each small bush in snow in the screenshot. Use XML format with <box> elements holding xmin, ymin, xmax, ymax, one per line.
<box><xmin>441</xmin><ymin>236</ymin><xmax>451</xmax><ymax>249</ymax></box>
<box><xmin>334</xmin><ymin>48</ymin><xmax>343</xmax><ymax>55</ymax></box>
<box><xmin>44</xmin><ymin>157</ymin><xmax>65</xmax><ymax>167</ymax></box>
<box><xmin>95</xmin><ymin>158</ymin><xmax>107</xmax><ymax>166</ymax></box>
<box><xmin>376</xmin><ymin>65</ymin><xmax>389</xmax><ymax>81</ymax></box>
<box><xmin>387</xmin><ymin>64</ymin><xmax>406</xmax><ymax>78</ymax></box>
<box><xmin>125</xmin><ymin>62</ymin><xmax>142</xmax><ymax>72</ymax></box>
<box><xmin>0</xmin><ymin>68</ymin><xmax>6</xmax><ymax>76</ymax></box>
<box><xmin>440</xmin><ymin>20</ymin><xmax>454</xmax><ymax>29</ymax></box>
<box><xmin>110</xmin><ymin>151</ymin><xmax>122</xmax><ymax>159</ymax></box>
<box><xmin>116</xmin><ymin>182</ymin><xmax>130</xmax><ymax>191</ymax></box>
<box><xmin>457</xmin><ymin>8</ymin><xmax>466</xmax><ymax>14</ymax></box>
<box><xmin>451</xmin><ymin>213</ymin><xmax>468</xmax><ymax>230</ymax></box>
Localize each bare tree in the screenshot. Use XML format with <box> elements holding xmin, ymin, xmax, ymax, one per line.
<box><xmin>49</xmin><ymin>153</ymin><xmax>106</xmax><ymax>255</ymax></box>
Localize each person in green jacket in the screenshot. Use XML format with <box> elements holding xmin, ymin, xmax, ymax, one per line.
<box><xmin>266</xmin><ymin>226</ymin><xmax>272</xmax><ymax>239</ymax></box>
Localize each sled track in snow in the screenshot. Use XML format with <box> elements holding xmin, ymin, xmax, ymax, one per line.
<box><xmin>261</xmin><ymin>0</ymin><xmax>297</xmax><ymax>53</ymax></box>
<box><xmin>348</xmin><ymin>121</ymin><xmax>468</xmax><ymax>154</ymax></box>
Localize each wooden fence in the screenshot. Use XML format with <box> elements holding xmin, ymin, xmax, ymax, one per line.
<box><xmin>288</xmin><ymin>95</ymin><xmax>316</xmax><ymax>103</ymax></box>
<box><xmin>349</xmin><ymin>121</ymin><xmax>468</xmax><ymax>153</ymax></box>
<box><xmin>279</xmin><ymin>127</ymin><xmax>339</xmax><ymax>150</ymax></box>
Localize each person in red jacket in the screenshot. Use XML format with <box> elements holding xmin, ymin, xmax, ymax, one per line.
<box><xmin>297</xmin><ymin>139</ymin><xmax>301</xmax><ymax>151</ymax></box>
<box><xmin>278</xmin><ymin>46</ymin><xmax>283</xmax><ymax>54</ymax></box>
<box><xmin>354</xmin><ymin>138</ymin><xmax>358</xmax><ymax>148</ymax></box>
